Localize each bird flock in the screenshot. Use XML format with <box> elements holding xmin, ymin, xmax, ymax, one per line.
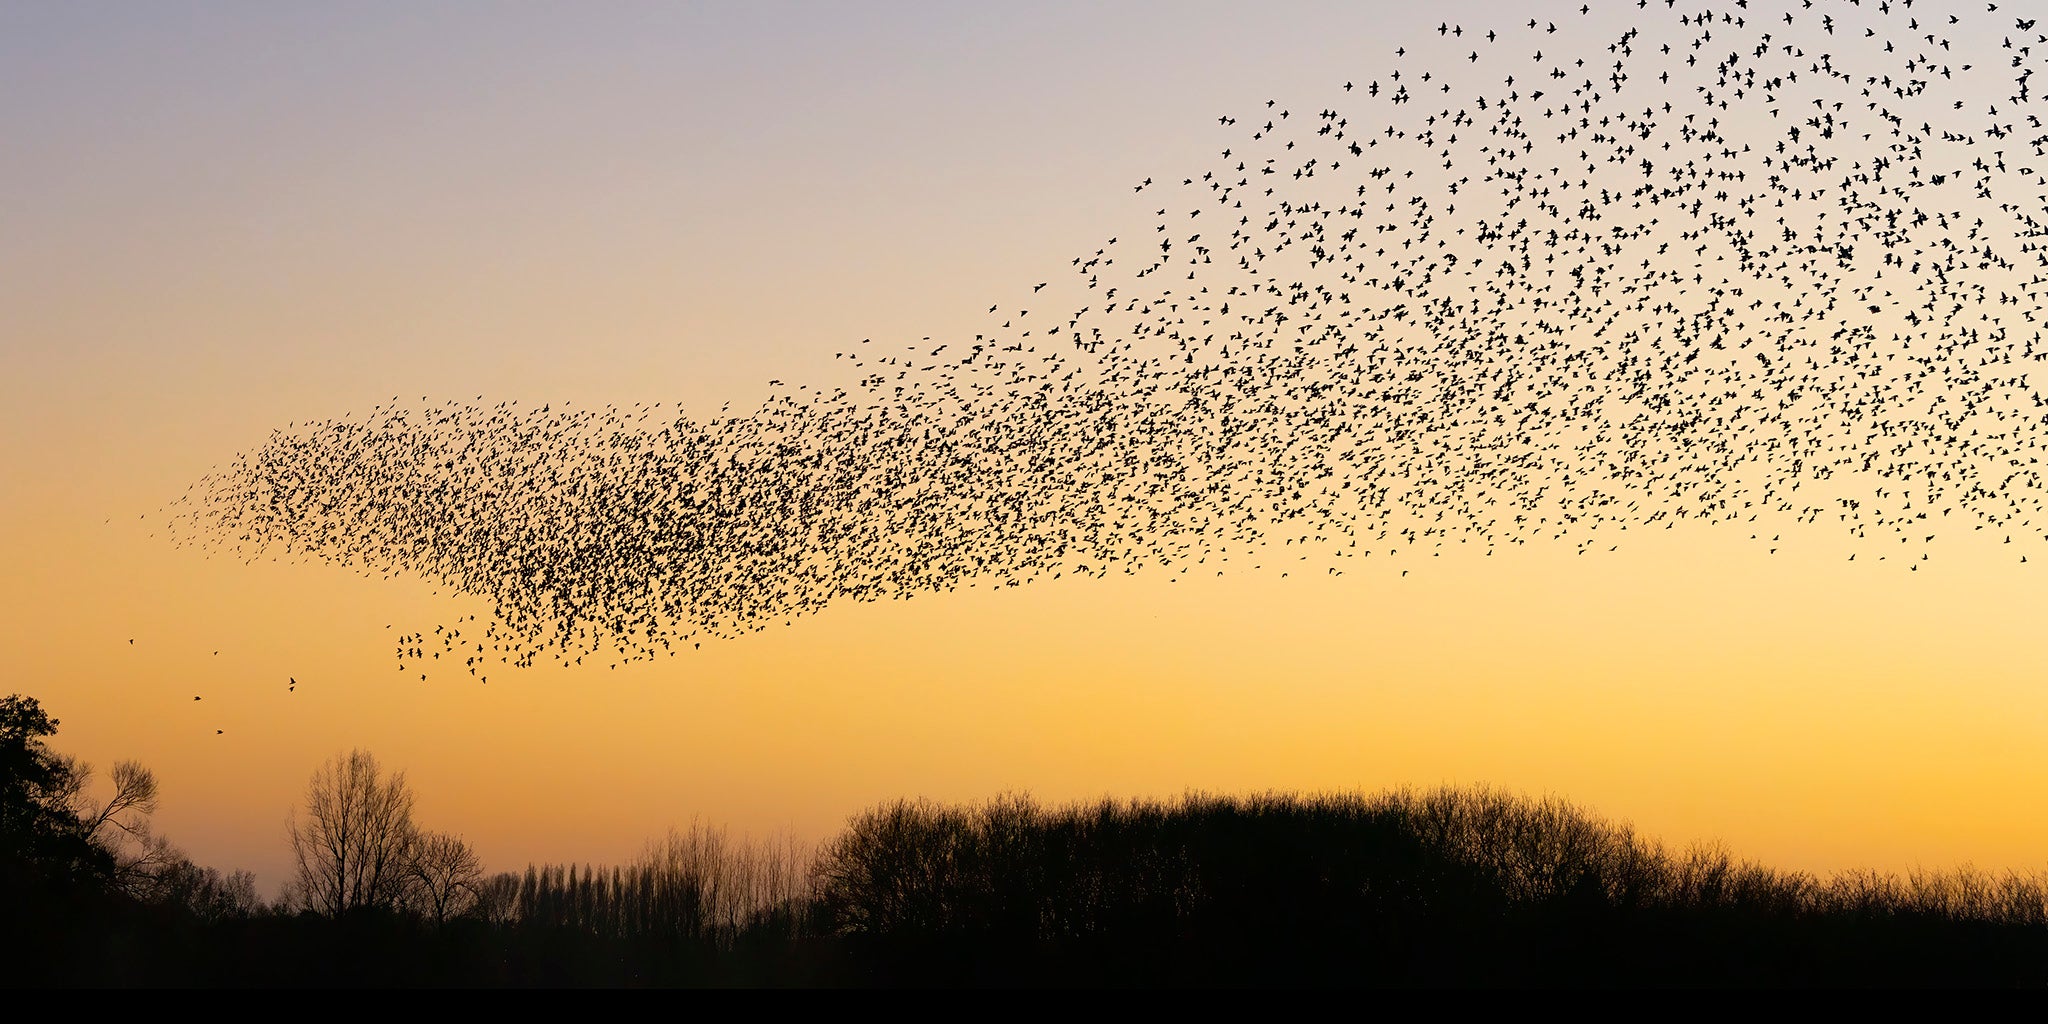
<box><xmin>163</xmin><ymin>1</ymin><xmax>2048</xmax><ymax>677</ymax></box>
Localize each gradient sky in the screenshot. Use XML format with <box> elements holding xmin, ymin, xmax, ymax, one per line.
<box><xmin>6</xmin><ymin>0</ymin><xmax>2047</xmax><ymax>896</ymax></box>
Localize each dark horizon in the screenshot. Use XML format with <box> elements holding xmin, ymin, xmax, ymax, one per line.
<box><xmin>10</xmin><ymin>696</ymin><xmax>2048</xmax><ymax>987</ymax></box>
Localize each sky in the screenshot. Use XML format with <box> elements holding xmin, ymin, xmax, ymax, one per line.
<box><xmin>6</xmin><ymin>0</ymin><xmax>2048</xmax><ymax>896</ymax></box>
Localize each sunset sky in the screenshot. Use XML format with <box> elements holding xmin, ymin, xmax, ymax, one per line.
<box><xmin>6</xmin><ymin>0</ymin><xmax>2047</xmax><ymax>897</ymax></box>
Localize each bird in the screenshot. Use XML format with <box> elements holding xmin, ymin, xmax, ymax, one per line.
<box><xmin>152</xmin><ymin>0</ymin><xmax>2048</xmax><ymax>677</ymax></box>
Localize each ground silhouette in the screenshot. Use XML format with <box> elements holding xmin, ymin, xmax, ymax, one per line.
<box><xmin>7</xmin><ymin>705</ymin><xmax>2045</xmax><ymax>988</ymax></box>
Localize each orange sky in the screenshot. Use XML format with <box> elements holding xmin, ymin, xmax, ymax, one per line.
<box><xmin>5</xmin><ymin>1</ymin><xmax>2046</xmax><ymax>895</ymax></box>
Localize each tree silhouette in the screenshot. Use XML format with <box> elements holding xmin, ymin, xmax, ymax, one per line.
<box><xmin>74</xmin><ymin>760</ymin><xmax>174</xmax><ymax>897</ymax></box>
<box><xmin>0</xmin><ymin>695</ymin><xmax>113</xmax><ymax>887</ymax></box>
<box><xmin>285</xmin><ymin>749</ymin><xmax>418</xmax><ymax>917</ymax></box>
<box><xmin>404</xmin><ymin>830</ymin><xmax>483</xmax><ymax>925</ymax></box>
<box><xmin>76</xmin><ymin>760</ymin><xmax>159</xmax><ymax>848</ymax></box>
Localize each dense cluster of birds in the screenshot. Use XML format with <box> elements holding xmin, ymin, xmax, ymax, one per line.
<box><xmin>163</xmin><ymin>1</ymin><xmax>2048</xmax><ymax>676</ymax></box>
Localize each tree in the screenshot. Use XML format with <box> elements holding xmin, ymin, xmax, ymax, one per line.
<box><xmin>75</xmin><ymin>760</ymin><xmax>159</xmax><ymax>848</ymax></box>
<box><xmin>1</xmin><ymin>695</ymin><xmax>68</xmax><ymax>838</ymax></box>
<box><xmin>404</xmin><ymin>830</ymin><xmax>483</xmax><ymax>925</ymax></box>
<box><xmin>137</xmin><ymin>850</ymin><xmax>264</xmax><ymax>921</ymax></box>
<box><xmin>473</xmin><ymin>871</ymin><xmax>521</xmax><ymax>925</ymax></box>
<box><xmin>286</xmin><ymin>749</ymin><xmax>418</xmax><ymax>917</ymax></box>
<box><xmin>76</xmin><ymin>760</ymin><xmax>168</xmax><ymax>897</ymax></box>
<box><xmin>0</xmin><ymin>695</ymin><xmax>112</xmax><ymax>885</ymax></box>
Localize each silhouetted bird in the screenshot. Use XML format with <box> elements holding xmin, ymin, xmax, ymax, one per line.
<box><xmin>155</xmin><ymin>0</ymin><xmax>2048</xmax><ymax>675</ymax></box>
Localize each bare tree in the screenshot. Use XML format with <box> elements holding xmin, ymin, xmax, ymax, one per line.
<box><xmin>74</xmin><ymin>760</ymin><xmax>159</xmax><ymax>845</ymax></box>
<box><xmin>71</xmin><ymin>760</ymin><xmax>169</xmax><ymax>895</ymax></box>
<box><xmin>286</xmin><ymin>749</ymin><xmax>417</xmax><ymax>916</ymax></box>
<box><xmin>473</xmin><ymin>871</ymin><xmax>522</xmax><ymax>925</ymax></box>
<box><xmin>404</xmin><ymin>830</ymin><xmax>484</xmax><ymax>925</ymax></box>
<box><xmin>132</xmin><ymin>847</ymin><xmax>264</xmax><ymax>921</ymax></box>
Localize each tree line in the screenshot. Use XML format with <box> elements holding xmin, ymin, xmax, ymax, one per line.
<box><xmin>7</xmin><ymin>690</ymin><xmax>2048</xmax><ymax>986</ymax></box>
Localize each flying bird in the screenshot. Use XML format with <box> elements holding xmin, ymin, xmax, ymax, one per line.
<box><xmin>155</xmin><ymin>0</ymin><xmax>2048</xmax><ymax>675</ymax></box>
